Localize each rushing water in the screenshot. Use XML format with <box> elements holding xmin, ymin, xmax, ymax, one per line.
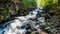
<box><xmin>0</xmin><ymin>7</ymin><xmax>46</xmax><ymax>34</ymax></box>
<box><xmin>0</xmin><ymin>0</ymin><xmax>46</xmax><ymax>34</ymax></box>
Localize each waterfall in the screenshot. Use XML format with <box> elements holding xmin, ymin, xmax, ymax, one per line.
<box><xmin>0</xmin><ymin>0</ymin><xmax>46</xmax><ymax>34</ymax></box>
<box><xmin>0</xmin><ymin>8</ymin><xmax>46</xmax><ymax>34</ymax></box>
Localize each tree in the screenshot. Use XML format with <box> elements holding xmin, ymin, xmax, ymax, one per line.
<box><xmin>35</xmin><ymin>0</ymin><xmax>58</xmax><ymax>7</ymax></box>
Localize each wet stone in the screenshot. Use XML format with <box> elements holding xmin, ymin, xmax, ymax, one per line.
<box><xmin>25</xmin><ymin>31</ymin><xmax>31</xmax><ymax>34</ymax></box>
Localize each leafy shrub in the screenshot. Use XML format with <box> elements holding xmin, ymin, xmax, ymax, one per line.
<box><xmin>0</xmin><ymin>0</ymin><xmax>36</xmax><ymax>23</ymax></box>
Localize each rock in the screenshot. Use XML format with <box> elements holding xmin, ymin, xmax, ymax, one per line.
<box><xmin>31</xmin><ymin>31</ymin><xmax>39</xmax><ymax>34</ymax></box>
<box><xmin>39</xmin><ymin>31</ymin><xmax>48</xmax><ymax>34</ymax></box>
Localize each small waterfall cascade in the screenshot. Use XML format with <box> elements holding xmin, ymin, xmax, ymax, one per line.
<box><xmin>0</xmin><ymin>8</ymin><xmax>45</xmax><ymax>34</ymax></box>
<box><xmin>0</xmin><ymin>0</ymin><xmax>46</xmax><ymax>34</ymax></box>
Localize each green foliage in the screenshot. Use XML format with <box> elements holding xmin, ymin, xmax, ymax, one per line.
<box><xmin>0</xmin><ymin>0</ymin><xmax>36</xmax><ymax>22</ymax></box>
<box><xmin>35</xmin><ymin>0</ymin><xmax>58</xmax><ymax>7</ymax></box>
<box><xmin>22</xmin><ymin>0</ymin><xmax>36</xmax><ymax>8</ymax></box>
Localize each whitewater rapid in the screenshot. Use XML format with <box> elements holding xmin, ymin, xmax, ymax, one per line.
<box><xmin>0</xmin><ymin>8</ymin><xmax>45</xmax><ymax>34</ymax></box>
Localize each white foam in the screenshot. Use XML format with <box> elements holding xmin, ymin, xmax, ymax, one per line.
<box><xmin>0</xmin><ymin>8</ymin><xmax>45</xmax><ymax>34</ymax></box>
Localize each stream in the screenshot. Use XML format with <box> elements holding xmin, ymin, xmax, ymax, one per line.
<box><xmin>0</xmin><ymin>7</ymin><xmax>46</xmax><ymax>34</ymax></box>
